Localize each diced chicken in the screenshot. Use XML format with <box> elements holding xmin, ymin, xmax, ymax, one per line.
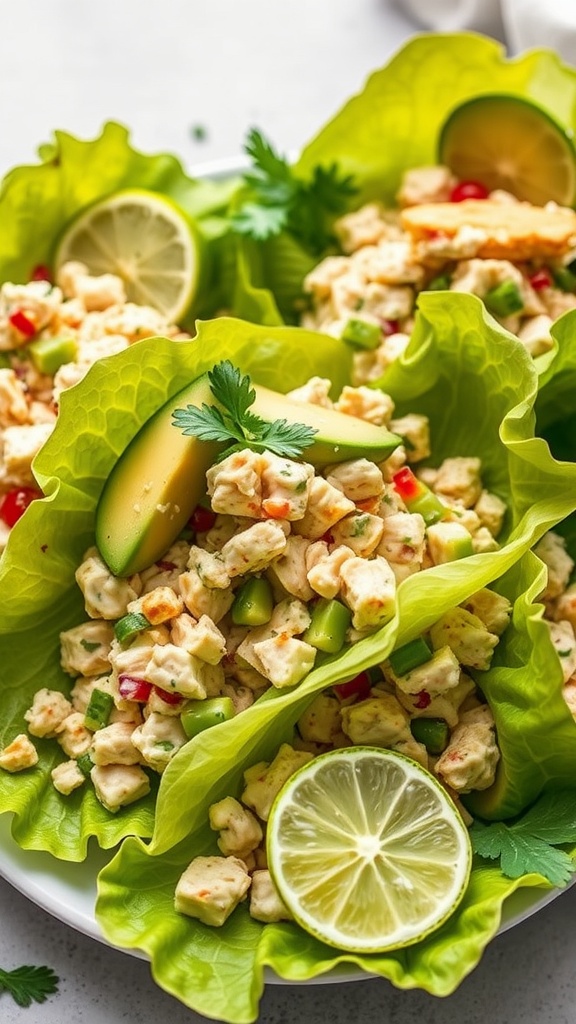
<box><xmin>144</xmin><ymin>643</ymin><xmax>213</xmax><ymax>699</ymax></box>
<box><xmin>135</xmin><ymin>585</ymin><xmax>184</xmax><ymax>624</ymax></box>
<box><xmin>335</xmin><ymin>385</ymin><xmax>395</xmax><ymax>426</ymax></box>
<box><xmin>546</xmin><ymin>620</ymin><xmax>576</xmax><ymax>683</ymax></box>
<box><xmin>75</xmin><ymin>546</ymin><xmax>140</xmax><ymax>619</ymax></box>
<box><xmin>55</xmin><ymin>711</ymin><xmax>93</xmax><ymax>758</ymax></box>
<box><xmin>325</xmin><ymin>459</ymin><xmax>385</xmax><ymax>503</ymax></box>
<box><xmin>249</xmin><ymin>869</ymin><xmax>293</xmax><ymax>923</ymax></box>
<box><xmin>241</xmin><ymin>744</ymin><xmax>313</xmax><ymax>821</ymax></box>
<box><xmin>209</xmin><ymin>796</ymin><xmax>263</xmax><ymax>859</ymax></box>
<box><xmin>91</xmin><ymin>722</ymin><xmax>140</xmax><ymax>766</ymax></box>
<box><xmin>51</xmin><ymin>759</ymin><xmax>86</xmax><ymax>795</ymax></box>
<box><xmin>474</xmin><ymin>490</ymin><xmax>507</xmax><ymax>537</ymax></box>
<box><xmin>0</xmin><ymin>733</ymin><xmax>38</xmax><ymax>772</ymax></box>
<box><xmin>252</xmin><ymin>634</ymin><xmax>316</xmax><ymax>688</ymax></box>
<box><xmin>534</xmin><ymin>531</ymin><xmax>575</xmax><ymax>601</ymax></box>
<box><xmin>341</xmin><ymin>693</ymin><xmax>409</xmax><ymax>746</ymax></box>
<box><xmin>306</xmin><ymin>544</ymin><xmax>355</xmax><ymax>600</ymax></box>
<box><xmin>388</xmin><ymin>645</ymin><xmax>461</xmax><ymax>697</ymax></box>
<box><xmin>292</xmin><ymin>476</ymin><xmax>355</xmax><ymax>541</ymax></box>
<box><xmin>24</xmin><ymin>688</ymin><xmax>73</xmax><ymax>738</ymax></box>
<box><xmin>435</xmin><ymin>710</ymin><xmax>500</xmax><ymax>793</ymax></box>
<box><xmin>174</xmin><ymin>855</ymin><xmax>251</xmax><ymax>926</ymax></box>
<box><xmin>397</xmin><ymin>165</ymin><xmax>457</xmax><ymax>208</ymax></box>
<box><xmin>429</xmin><ymin>608</ymin><xmax>499</xmax><ymax>671</ymax></box>
<box><xmin>330</xmin><ymin>512</ymin><xmax>385</xmax><ymax>558</ymax></box>
<box><xmin>298</xmin><ymin>693</ymin><xmax>342</xmax><ymax>744</ymax></box>
<box><xmin>59</xmin><ymin>620</ymin><xmax>115</xmax><ymax>676</ymax></box>
<box><xmin>131</xmin><ymin>712</ymin><xmax>188</xmax><ymax>772</ymax></box>
<box><xmin>179</xmin><ymin>565</ymin><xmax>235</xmax><ymax>623</ymax></box>
<box><xmin>90</xmin><ymin>763</ymin><xmax>151</xmax><ymax>812</ymax></box>
<box><xmin>170</xmin><ymin>612</ymin><xmax>226</xmax><ymax>665</ymax></box>
<box><xmin>221</xmin><ymin>520</ymin><xmax>288</xmax><ymax>576</ymax></box>
<box><xmin>433</xmin><ymin>457</ymin><xmax>483</xmax><ymax>508</ymax></box>
<box><xmin>389</xmin><ymin>413</ymin><xmax>431</xmax><ymax>463</ymax></box>
<box><xmin>339</xmin><ymin>555</ymin><xmax>397</xmax><ymax>630</ymax></box>
<box><xmin>461</xmin><ymin>589</ymin><xmax>512</xmax><ymax>636</ymax></box>
<box><xmin>186</xmin><ymin>546</ymin><xmax>231</xmax><ymax>589</ymax></box>
<box><xmin>266</xmin><ymin>535</ymin><xmax>315</xmax><ymax>602</ymax></box>
<box><xmin>0</xmin><ymin>421</ymin><xmax>53</xmax><ymax>485</ymax></box>
<box><xmin>286</xmin><ymin>376</ymin><xmax>333</xmax><ymax>408</ymax></box>
<box><xmin>377</xmin><ymin>512</ymin><xmax>426</xmax><ymax>567</ymax></box>
<box><xmin>206</xmin><ymin>449</ymin><xmax>265</xmax><ymax>518</ymax></box>
<box><xmin>0</xmin><ymin>368</ymin><xmax>30</xmax><ymax>427</ymax></box>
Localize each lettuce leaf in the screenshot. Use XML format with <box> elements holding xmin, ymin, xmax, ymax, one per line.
<box><xmin>0</xmin><ymin>318</ymin><xmax>356</xmax><ymax>859</ymax></box>
<box><xmin>0</xmin><ymin>121</ymin><xmax>241</xmax><ymax>324</ymax></box>
<box><xmin>91</xmin><ymin>294</ymin><xmax>576</xmax><ymax>1019</ymax></box>
<box><xmin>95</xmin><ymin>551</ymin><xmax>570</xmax><ymax>1023</ymax></box>
<box><xmin>238</xmin><ymin>33</ymin><xmax>576</xmax><ymax>320</ymax></box>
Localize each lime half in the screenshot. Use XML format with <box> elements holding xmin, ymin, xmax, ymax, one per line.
<box><xmin>55</xmin><ymin>189</ymin><xmax>203</xmax><ymax>321</ymax></box>
<box><xmin>267</xmin><ymin>746</ymin><xmax>472</xmax><ymax>953</ymax></box>
<box><xmin>439</xmin><ymin>94</ymin><xmax>576</xmax><ymax>207</ymax></box>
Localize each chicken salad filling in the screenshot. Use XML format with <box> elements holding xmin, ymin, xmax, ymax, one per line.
<box><xmin>0</xmin><ymin>371</ymin><xmax>508</xmax><ymax>812</ymax></box>
<box><xmin>301</xmin><ymin>165</ymin><xmax>576</xmax><ymax>385</ymax></box>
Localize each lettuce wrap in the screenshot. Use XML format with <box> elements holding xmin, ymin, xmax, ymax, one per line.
<box><xmin>234</xmin><ymin>32</ymin><xmax>576</xmax><ymax>323</ymax></box>
<box><xmin>94</xmin><ymin>551</ymin><xmax>574</xmax><ymax>1024</ymax></box>
<box><xmin>0</xmin><ymin>120</ymin><xmax>241</xmax><ymax>324</ymax></box>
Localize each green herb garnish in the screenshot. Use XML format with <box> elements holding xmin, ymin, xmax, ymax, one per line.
<box><xmin>172</xmin><ymin>361</ymin><xmax>317</xmax><ymax>460</ymax></box>
<box><xmin>0</xmin><ymin>965</ymin><xmax>59</xmax><ymax>1007</ymax></box>
<box><xmin>231</xmin><ymin>128</ymin><xmax>357</xmax><ymax>254</ymax></box>
<box><xmin>470</xmin><ymin>790</ymin><xmax>576</xmax><ymax>886</ymax></box>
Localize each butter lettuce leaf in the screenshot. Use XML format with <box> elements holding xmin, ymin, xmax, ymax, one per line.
<box><xmin>91</xmin><ymin>296</ymin><xmax>576</xmax><ymax>1018</ymax></box>
<box><xmin>0</xmin><ymin>319</ymin><xmax>354</xmax><ymax>860</ymax></box>
<box><xmin>0</xmin><ymin>121</ymin><xmax>241</xmax><ymax>324</ymax></box>
<box><xmin>238</xmin><ymin>34</ymin><xmax>576</xmax><ymax>321</ymax></box>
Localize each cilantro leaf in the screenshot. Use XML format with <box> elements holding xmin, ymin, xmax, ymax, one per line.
<box><xmin>232</xmin><ymin>127</ymin><xmax>358</xmax><ymax>254</ymax></box>
<box><xmin>0</xmin><ymin>965</ymin><xmax>59</xmax><ymax>1008</ymax></box>
<box><xmin>470</xmin><ymin>790</ymin><xmax>576</xmax><ymax>886</ymax></box>
<box><xmin>172</xmin><ymin>361</ymin><xmax>317</xmax><ymax>460</ymax></box>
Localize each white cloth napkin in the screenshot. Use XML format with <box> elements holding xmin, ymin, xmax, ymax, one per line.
<box><xmin>395</xmin><ymin>0</ymin><xmax>576</xmax><ymax>62</ymax></box>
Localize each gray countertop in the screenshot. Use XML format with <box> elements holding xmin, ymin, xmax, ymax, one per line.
<box><xmin>0</xmin><ymin>1</ymin><xmax>572</xmax><ymax>1021</ymax></box>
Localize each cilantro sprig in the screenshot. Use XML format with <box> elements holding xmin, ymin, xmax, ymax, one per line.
<box><xmin>172</xmin><ymin>361</ymin><xmax>317</xmax><ymax>461</ymax></box>
<box><xmin>470</xmin><ymin>790</ymin><xmax>576</xmax><ymax>886</ymax></box>
<box><xmin>231</xmin><ymin>128</ymin><xmax>357</xmax><ymax>254</ymax></box>
<box><xmin>0</xmin><ymin>964</ymin><xmax>59</xmax><ymax>1008</ymax></box>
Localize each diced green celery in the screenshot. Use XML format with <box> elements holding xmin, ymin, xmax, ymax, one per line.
<box><xmin>340</xmin><ymin>318</ymin><xmax>382</xmax><ymax>350</ymax></box>
<box><xmin>0</xmin><ymin>352</ymin><xmax>11</xmax><ymax>369</ymax></box>
<box><xmin>388</xmin><ymin>636</ymin><xmax>433</xmax><ymax>676</ymax></box>
<box><xmin>410</xmin><ymin>717</ymin><xmax>450</xmax><ymax>754</ymax></box>
<box><xmin>406</xmin><ymin>488</ymin><xmax>446</xmax><ymax>526</ymax></box>
<box><xmin>114</xmin><ymin>611</ymin><xmax>151</xmax><ymax>643</ymax></box>
<box><xmin>484</xmin><ymin>280</ymin><xmax>523</xmax><ymax>317</ymax></box>
<box><xmin>28</xmin><ymin>335</ymin><xmax>77</xmax><ymax>374</ymax></box>
<box><xmin>553</xmin><ymin>266</ymin><xmax>576</xmax><ymax>293</ymax></box>
<box><xmin>231</xmin><ymin>576</ymin><xmax>273</xmax><ymax>626</ymax></box>
<box><xmin>84</xmin><ymin>688</ymin><xmax>114</xmax><ymax>731</ymax></box>
<box><xmin>76</xmin><ymin>752</ymin><xmax>94</xmax><ymax>776</ymax></box>
<box><xmin>425</xmin><ymin>273</ymin><xmax>452</xmax><ymax>291</ymax></box>
<box><xmin>181</xmin><ymin>696</ymin><xmax>235</xmax><ymax>739</ymax></box>
<box><xmin>304</xmin><ymin>598</ymin><xmax>351</xmax><ymax>654</ymax></box>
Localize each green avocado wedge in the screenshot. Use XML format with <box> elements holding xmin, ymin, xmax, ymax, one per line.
<box><xmin>96</xmin><ymin>372</ymin><xmax>402</xmax><ymax>577</ymax></box>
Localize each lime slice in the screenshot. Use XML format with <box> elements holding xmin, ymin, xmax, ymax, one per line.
<box><xmin>439</xmin><ymin>94</ymin><xmax>576</xmax><ymax>207</ymax></box>
<box><xmin>54</xmin><ymin>189</ymin><xmax>203</xmax><ymax>321</ymax></box>
<box><xmin>267</xmin><ymin>746</ymin><xmax>471</xmax><ymax>953</ymax></box>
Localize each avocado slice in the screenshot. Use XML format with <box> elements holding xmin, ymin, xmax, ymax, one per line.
<box><xmin>96</xmin><ymin>372</ymin><xmax>401</xmax><ymax>577</ymax></box>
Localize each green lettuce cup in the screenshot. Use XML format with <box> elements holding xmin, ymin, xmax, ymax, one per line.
<box><xmin>0</xmin><ymin>121</ymin><xmax>240</xmax><ymax>323</ymax></box>
<box><xmin>1</xmin><ymin>294</ymin><xmax>576</xmax><ymax>862</ymax></box>
<box><xmin>94</xmin><ymin>550</ymin><xmax>573</xmax><ymax>1024</ymax></box>
<box><xmin>235</xmin><ymin>32</ymin><xmax>576</xmax><ymax>323</ymax></box>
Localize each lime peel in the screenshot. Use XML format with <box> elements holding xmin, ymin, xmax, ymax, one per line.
<box><xmin>267</xmin><ymin>746</ymin><xmax>472</xmax><ymax>953</ymax></box>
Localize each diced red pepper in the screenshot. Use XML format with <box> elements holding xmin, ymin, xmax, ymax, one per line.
<box><xmin>334</xmin><ymin>671</ymin><xmax>372</xmax><ymax>703</ymax></box>
<box><xmin>189</xmin><ymin>504</ymin><xmax>217</xmax><ymax>533</ymax></box>
<box><xmin>0</xmin><ymin>486</ymin><xmax>41</xmax><ymax>527</ymax></box>
<box><xmin>153</xmin><ymin>685</ymin><xmax>184</xmax><ymax>706</ymax></box>
<box><xmin>8</xmin><ymin>310</ymin><xmax>37</xmax><ymax>338</ymax></box>
<box><xmin>118</xmin><ymin>675</ymin><xmax>153</xmax><ymax>702</ymax></box>
<box><xmin>450</xmin><ymin>180</ymin><xmax>489</xmax><ymax>202</ymax></box>
<box><xmin>156</xmin><ymin>560</ymin><xmax>177</xmax><ymax>571</ymax></box>
<box><xmin>30</xmin><ymin>264</ymin><xmax>52</xmax><ymax>283</ymax></box>
<box><xmin>414</xmin><ymin>690</ymin><xmax>432</xmax><ymax>709</ymax></box>
<box><xmin>392</xmin><ymin>467</ymin><xmax>422</xmax><ymax>502</ymax></box>
<box><xmin>529</xmin><ymin>268</ymin><xmax>553</xmax><ymax>291</ymax></box>
<box><xmin>381</xmin><ymin>319</ymin><xmax>400</xmax><ymax>336</ymax></box>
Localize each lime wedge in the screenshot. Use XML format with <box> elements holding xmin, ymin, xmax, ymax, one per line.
<box><xmin>439</xmin><ymin>94</ymin><xmax>576</xmax><ymax>207</ymax></box>
<box><xmin>54</xmin><ymin>189</ymin><xmax>203</xmax><ymax>321</ymax></box>
<box><xmin>267</xmin><ymin>746</ymin><xmax>471</xmax><ymax>953</ymax></box>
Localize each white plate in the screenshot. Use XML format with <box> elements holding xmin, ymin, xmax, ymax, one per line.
<box><xmin>1</xmin><ymin>810</ymin><xmax>574</xmax><ymax>985</ymax></box>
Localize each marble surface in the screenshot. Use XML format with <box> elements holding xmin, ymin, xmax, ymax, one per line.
<box><xmin>0</xmin><ymin>2</ymin><xmax>574</xmax><ymax>1022</ymax></box>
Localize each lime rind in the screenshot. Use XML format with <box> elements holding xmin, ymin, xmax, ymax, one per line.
<box><xmin>267</xmin><ymin>746</ymin><xmax>472</xmax><ymax>954</ymax></box>
<box><xmin>54</xmin><ymin>187</ymin><xmax>202</xmax><ymax>322</ymax></box>
<box><xmin>439</xmin><ymin>93</ymin><xmax>576</xmax><ymax>207</ymax></box>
